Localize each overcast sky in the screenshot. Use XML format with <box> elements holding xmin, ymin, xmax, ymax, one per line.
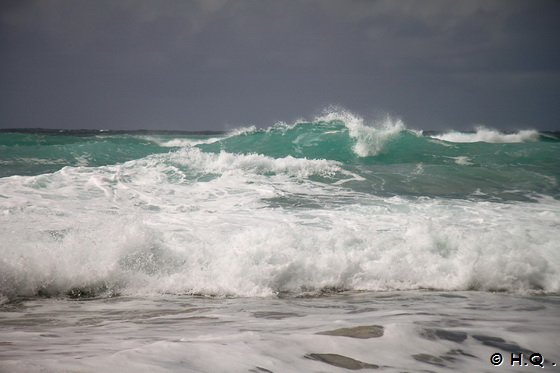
<box><xmin>1</xmin><ymin>0</ymin><xmax>559</xmax><ymax>131</ymax></box>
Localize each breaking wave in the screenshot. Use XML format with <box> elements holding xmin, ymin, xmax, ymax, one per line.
<box><xmin>429</xmin><ymin>126</ymin><xmax>540</xmax><ymax>143</ymax></box>
<box><xmin>1</xmin><ymin>109</ymin><xmax>559</xmax><ymax>299</ymax></box>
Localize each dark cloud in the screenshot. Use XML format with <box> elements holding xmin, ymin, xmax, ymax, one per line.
<box><xmin>1</xmin><ymin>0</ymin><xmax>559</xmax><ymax>130</ymax></box>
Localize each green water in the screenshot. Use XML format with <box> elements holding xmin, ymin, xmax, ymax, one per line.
<box><xmin>1</xmin><ymin>120</ymin><xmax>559</xmax><ymax>202</ymax></box>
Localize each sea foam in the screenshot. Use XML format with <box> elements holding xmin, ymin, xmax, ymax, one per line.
<box><xmin>316</xmin><ymin>109</ymin><xmax>406</xmax><ymax>156</ymax></box>
<box><xmin>1</xmin><ymin>148</ymin><xmax>558</xmax><ymax>298</ymax></box>
<box><xmin>430</xmin><ymin>126</ymin><xmax>540</xmax><ymax>143</ymax></box>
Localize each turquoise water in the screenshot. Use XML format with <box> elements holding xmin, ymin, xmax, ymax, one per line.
<box><xmin>1</xmin><ymin>113</ymin><xmax>560</xmax><ymax>372</ymax></box>
<box><xmin>0</xmin><ymin>112</ymin><xmax>559</xmax><ymax>299</ymax></box>
<box><xmin>2</xmin><ymin>118</ymin><xmax>559</xmax><ymax>202</ymax></box>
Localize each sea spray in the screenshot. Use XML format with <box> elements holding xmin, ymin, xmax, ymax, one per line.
<box><xmin>316</xmin><ymin>109</ymin><xmax>406</xmax><ymax>157</ymax></box>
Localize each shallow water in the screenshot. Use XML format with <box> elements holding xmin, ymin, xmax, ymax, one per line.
<box><xmin>1</xmin><ymin>291</ymin><xmax>559</xmax><ymax>372</ymax></box>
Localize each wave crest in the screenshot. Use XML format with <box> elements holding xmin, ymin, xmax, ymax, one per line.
<box><xmin>430</xmin><ymin>126</ymin><xmax>540</xmax><ymax>143</ymax></box>
<box><xmin>169</xmin><ymin>147</ymin><xmax>341</xmax><ymax>178</ymax></box>
<box><xmin>316</xmin><ymin>109</ymin><xmax>406</xmax><ymax>157</ymax></box>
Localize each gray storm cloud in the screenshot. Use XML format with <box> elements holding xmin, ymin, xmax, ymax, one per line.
<box><xmin>1</xmin><ymin>0</ymin><xmax>559</xmax><ymax>130</ymax></box>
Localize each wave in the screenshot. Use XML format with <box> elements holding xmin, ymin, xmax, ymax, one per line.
<box><xmin>168</xmin><ymin>147</ymin><xmax>342</xmax><ymax>179</ymax></box>
<box><xmin>193</xmin><ymin>114</ymin><xmax>559</xmax><ymax>202</ymax></box>
<box><xmin>1</xmin><ymin>198</ymin><xmax>558</xmax><ymax>299</ymax></box>
<box><xmin>315</xmin><ymin>109</ymin><xmax>406</xmax><ymax>157</ymax></box>
<box><xmin>429</xmin><ymin>126</ymin><xmax>540</xmax><ymax>143</ymax></box>
<box><xmin>195</xmin><ymin>111</ymin><xmax>555</xmax><ymax>170</ymax></box>
<box><xmin>2</xmin><ymin>111</ymin><xmax>555</xmax><ymax>179</ymax></box>
<box><xmin>0</xmin><ymin>132</ymin><xmax>173</xmax><ymax>177</ymax></box>
<box><xmin>145</xmin><ymin>137</ymin><xmax>222</xmax><ymax>148</ymax></box>
<box><xmin>197</xmin><ymin>109</ymin><xmax>414</xmax><ymax>163</ymax></box>
<box><xmin>0</xmin><ymin>149</ymin><xmax>559</xmax><ymax>299</ymax></box>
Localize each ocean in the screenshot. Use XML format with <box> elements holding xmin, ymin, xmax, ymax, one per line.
<box><xmin>1</xmin><ymin>110</ymin><xmax>559</xmax><ymax>372</ymax></box>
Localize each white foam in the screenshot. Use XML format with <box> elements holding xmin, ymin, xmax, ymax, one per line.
<box><xmin>431</xmin><ymin>126</ymin><xmax>540</xmax><ymax>143</ymax></box>
<box><xmin>316</xmin><ymin>108</ymin><xmax>405</xmax><ymax>157</ymax></box>
<box><xmin>168</xmin><ymin>147</ymin><xmax>341</xmax><ymax>179</ymax></box>
<box><xmin>2</xmin><ymin>291</ymin><xmax>559</xmax><ymax>373</ymax></box>
<box><xmin>159</xmin><ymin>138</ymin><xmax>221</xmax><ymax>147</ymax></box>
<box><xmin>451</xmin><ymin>156</ymin><xmax>473</xmax><ymax>166</ymax></box>
<box><xmin>141</xmin><ymin>135</ymin><xmax>222</xmax><ymax>148</ymax></box>
<box><xmin>1</xmin><ymin>148</ymin><xmax>559</xmax><ymax>298</ymax></box>
<box><xmin>227</xmin><ymin>125</ymin><xmax>258</xmax><ymax>136</ymax></box>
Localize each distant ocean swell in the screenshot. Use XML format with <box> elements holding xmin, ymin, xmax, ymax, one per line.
<box><xmin>0</xmin><ymin>110</ymin><xmax>559</xmax><ymax>299</ymax></box>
